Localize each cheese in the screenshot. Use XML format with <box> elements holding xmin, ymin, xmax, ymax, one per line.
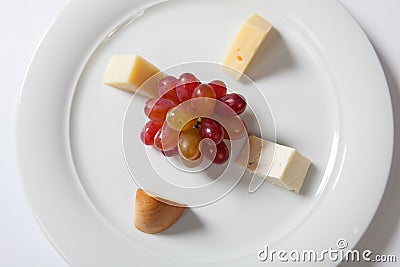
<box><xmin>223</xmin><ymin>13</ymin><xmax>272</xmax><ymax>80</ymax></box>
<box><xmin>103</xmin><ymin>55</ymin><xmax>164</xmax><ymax>97</ymax></box>
<box><xmin>236</xmin><ymin>135</ymin><xmax>310</xmax><ymax>193</ymax></box>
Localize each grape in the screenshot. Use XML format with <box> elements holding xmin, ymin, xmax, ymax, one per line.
<box><xmin>191</xmin><ymin>84</ymin><xmax>216</xmax><ymax>116</ymax></box>
<box><xmin>178</xmin><ymin>128</ymin><xmax>202</xmax><ymax>160</ymax></box>
<box><xmin>141</xmin><ymin>75</ymin><xmax>239</xmax><ymax>166</ymax></box>
<box><xmin>144</xmin><ymin>98</ymin><xmax>177</xmax><ymax>121</ymax></box>
<box><xmin>162</xmin><ymin>146</ymin><xmax>179</xmax><ymax>157</ymax></box>
<box><xmin>215</xmin><ymin>93</ymin><xmax>247</xmax><ymax>117</ymax></box>
<box><xmin>140</xmin><ymin>120</ymin><xmax>163</xmax><ymax>145</ymax></box>
<box><xmin>192</xmin><ymin>84</ymin><xmax>216</xmax><ymax>99</ymax></box>
<box><xmin>199</xmin><ymin>118</ymin><xmax>224</xmax><ymax>145</ymax></box>
<box><xmin>176</xmin><ymin>73</ymin><xmax>200</xmax><ymax>103</ymax></box>
<box><xmin>223</xmin><ymin>127</ymin><xmax>229</xmax><ymax>140</ymax></box>
<box><xmin>213</xmin><ymin>141</ymin><xmax>229</xmax><ymax>164</ymax></box>
<box><xmin>181</xmin><ymin>118</ymin><xmax>198</xmax><ymax>131</ymax></box>
<box><xmin>198</xmin><ymin>136</ymin><xmax>228</xmax><ymax>164</ymax></box>
<box><xmin>219</xmin><ymin>116</ymin><xmax>247</xmax><ymax>140</ymax></box>
<box><xmin>208</xmin><ymin>80</ymin><xmax>227</xmax><ymax>99</ymax></box>
<box><xmin>166</xmin><ymin>102</ymin><xmax>197</xmax><ymax>131</ymax></box>
<box><xmin>200</xmin><ymin>138</ymin><xmax>217</xmax><ymax>162</ymax></box>
<box><xmin>158</xmin><ymin>76</ymin><xmax>177</xmax><ymax>96</ymax></box>
<box><xmin>154</xmin><ymin>124</ymin><xmax>179</xmax><ymax>151</ymax></box>
<box><xmin>158</xmin><ymin>76</ymin><xmax>180</xmax><ymax>104</ymax></box>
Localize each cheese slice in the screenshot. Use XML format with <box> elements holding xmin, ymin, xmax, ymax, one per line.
<box><xmin>236</xmin><ymin>135</ymin><xmax>310</xmax><ymax>193</ymax></box>
<box><xmin>103</xmin><ymin>55</ymin><xmax>164</xmax><ymax>98</ymax></box>
<box><xmin>223</xmin><ymin>13</ymin><xmax>272</xmax><ymax>80</ymax></box>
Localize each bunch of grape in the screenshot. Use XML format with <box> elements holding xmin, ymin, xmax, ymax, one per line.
<box><xmin>140</xmin><ymin>73</ymin><xmax>247</xmax><ymax>167</ymax></box>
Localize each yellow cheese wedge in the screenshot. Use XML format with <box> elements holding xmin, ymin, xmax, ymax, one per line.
<box><xmin>103</xmin><ymin>55</ymin><xmax>164</xmax><ymax>97</ymax></box>
<box><xmin>223</xmin><ymin>14</ymin><xmax>272</xmax><ymax>80</ymax></box>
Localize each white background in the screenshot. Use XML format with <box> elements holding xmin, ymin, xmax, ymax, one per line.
<box><xmin>0</xmin><ymin>0</ymin><xmax>398</xmax><ymax>266</ymax></box>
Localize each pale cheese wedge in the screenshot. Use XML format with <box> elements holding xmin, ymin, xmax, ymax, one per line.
<box><xmin>236</xmin><ymin>135</ymin><xmax>310</xmax><ymax>193</ymax></box>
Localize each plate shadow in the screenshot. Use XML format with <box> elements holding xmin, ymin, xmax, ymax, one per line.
<box><xmin>242</xmin><ymin>28</ymin><xmax>296</xmax><ymax>83</ymax></box>
<box><xmin>160</xmin><ymin>208</ymin><xmax>205</xmax><ymax>235</ymax></box>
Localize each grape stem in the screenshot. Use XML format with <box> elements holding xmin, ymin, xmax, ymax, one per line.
<box><xmin>194</xmin><ymin>117</ymin><xmax>202</xmax><ymax>129</ymax></box>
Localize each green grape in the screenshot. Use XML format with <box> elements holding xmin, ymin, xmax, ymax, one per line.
<box><xmin>181</xmin><ymin>118</ymin><xmax>198</xmax><ymax>131</ymax></box>
<box><xmin>166</xmin><ymin>102</ymin><xmax>197</xmax><ymax>131</ymax></box>
<box><xmin>191</xmin><ymin>84</ymin><xmax>216</xmax><ymax>116</ymax></box>
<box><xmin>180</xmin><ymin>155</ymin><xmax>202</xmax><ymax>168</ymax></box>
<box><xmin>178</xmin><ymin>128</ymin><xmax>202</xmax><ymax>160</ymax></box>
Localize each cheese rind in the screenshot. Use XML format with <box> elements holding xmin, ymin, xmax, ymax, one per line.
<box><xmin>223</xmin><ymin>13</ymin><xmax>272</xmax><ymax>80</ymax></box>
<box><xmin>236</xmin><ymin>135</ymin><xmax>310</xmax><ymax>193</ymax></box>
<box><xmin>103</xmin><ymin>55</ymin><xmax>164</xmax><ymax>97</ymax></box>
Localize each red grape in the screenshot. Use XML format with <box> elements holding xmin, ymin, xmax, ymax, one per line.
<box><xmin>154</xmin><ymin>124</ymin><xmax>179</xmax><ymax>151</ymax></box>
<box><xmin>200</xmin><ymin>138</ymin><xmax>217</xmax><ymax>161</ymax></box>
<box><xmin>208</xmin><ymin>80</ymin><xmax>227</xmax><ymax>99</ymax></box>
<box><xmin>191</xmin><ymin>84</ymin><xmax>216</xmax><ymax>116</ymax></box>
<box><xmin>162</xmin><ymin>146</ymin><xmax>179</xmax><ymax>157</ymax></box>
<box><xmin>220</xmin><ymin>116</ymin><xmax>247</xmax><ymax>140</ymax></box>
<box><xmin>140</xmin><ymin>120</ymin><xmax>163</xmax><ymax>145</ymax></box>
<box><xmin>223</xmin><ymin>128</ymin><xmax>229</xmax><ymax>140</ymax></box>
<box><xmin>144</xmin><ymin>97</ymin><xmax>177</xmax><ymax>121</ymax></box>
<box><xmin>192</xmin><ymin>84</ymin><xmax>216</xmax><ymax>99</ymax></box>
<box><xmin>215</xmin><ymin>93</ymin><xmax>247</xmax><ymax>116</ymax></box>
<box><xmin>176</xmin><ymin>73</ymin><xmax>200</xmax><ymax>103</ymax></box>
<box><xmin>199</xmin><ymin>118</ymin><xmax>224</xmax><ymax>144</ymax></box>
<box><xmin>158</xmin><ymin>76</ymin><xmax>180</xmax><ymax>104</ymax></box>
<box><xmin>213</xmin><ymin>141</ymin><xmax>229</xmax><ymax>164</ymax></box>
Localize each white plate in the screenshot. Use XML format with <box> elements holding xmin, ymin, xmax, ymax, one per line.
<box><xmin>17</xmin><ymin>0</ymin><xmax>393</xmax><ymax>266</ymax></box>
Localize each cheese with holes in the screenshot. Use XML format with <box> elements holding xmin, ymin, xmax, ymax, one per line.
<box><xmin>223</xmin><ymin>13</ymin><xmax>272</xmax><ymax>80</ymax></box>
<box><xmin>236</xmin><ymin>135</ymin><xmax>310</xmax><ymax>193</ymax></box>
<box><xmin>103</xmin><ymin>55</ymin><xmax>164</xmax><ymax>97</ymax></box>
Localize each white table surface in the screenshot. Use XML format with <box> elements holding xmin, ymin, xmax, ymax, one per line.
<box><xmin>0</xmin><ymin>0</ymin><xmax>398</xmax><ymax>266</ymax></box>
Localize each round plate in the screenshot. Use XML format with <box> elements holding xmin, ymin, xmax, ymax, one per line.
<box><xmin>17</xmin><ymin>0</ymin><xmax>393</xmax><ymax>266</ymax></box>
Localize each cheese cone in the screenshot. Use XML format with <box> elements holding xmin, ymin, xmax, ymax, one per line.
<box><xmin>134</xmin><ymin>189</ymin><xmax>186</xmax><ymax>234</ymax></box>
